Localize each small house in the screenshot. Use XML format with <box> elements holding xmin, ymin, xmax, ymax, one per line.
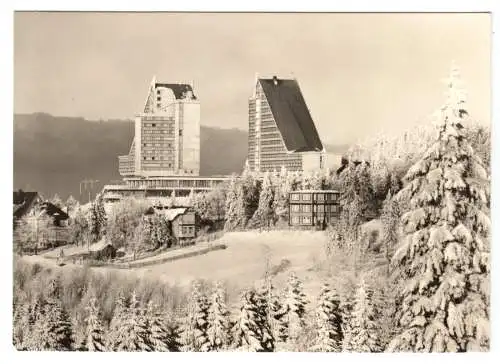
<box><xmin>152</xmin><ymin>206</ymin><xmax>198</xmax><ymax>242</ymax></box>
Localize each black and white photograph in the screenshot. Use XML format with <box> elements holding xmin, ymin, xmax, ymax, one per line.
<box><xmin>8</xmin><ymin>8</ymin><xmax>494</xmax><ymax>355</ymax></box>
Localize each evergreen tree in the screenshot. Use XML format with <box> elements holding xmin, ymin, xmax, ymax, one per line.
<box><xmin>224</xmin><ymin>175</ymin><xmax>245</xmax><ymax>231</ymax></box>
<box><xmin>231</xmin><ymin>288</ymin><xmax>273</xmax><ymax>352</ymax></box>
<box><xmin>338</xmin><ymin>163</ymin><xmax>361</xmax><ymax>243</ymax></box>
<box><xmin>381</xmin><ymin>191</ymin><xmax>400</xmax><ymax>273</ymax></box>
<box><xmin>145</xmin><ymin>301</ymin><xmax>171</xmax><ymax>351</ymax></box>
<box><xmin>65</xmin><ymin>195</ymin><xmax>79</xmax><ymax>215</ymax></box>
<box><xmin>272</xmin><ymin>166</ymin><xmax>293</xmax><ymax>223</ymax></box>
<box><xmin>283</xmin><ymin>272</ymin><xmax>308</xmax><ymax>347</ymax></box>
<box><xmin>240</xmin><ymin>163</ymin><xmax>261</xmax><ymax>226</ymax></box>
<box><xmin>88</xmin><ymin>193</ymin><xmax>107</xmax><ymax>243</ymax></box>
<box><xmin>207</xmin><ymin>281</ymin><xmax>231</xmax><ymax>351</ymax></box>
<box><xmin>50</xmin><ymin>193</ymin><xmax>63</xmax><ymax>209</ymax></box>
<box><xmin>83</xmin><ymin>295</ymin><xmax>106</xmax><ymax>351</ymax></box>
<box><xmin>388</xmin><ymin>64</ymin><xmax>490</xmax><ymax>352</ymax></box>
<box><xmin>346</xmin><ymin>278</ymin><xmax>382</xmax><ymax>352</ymax></box>
<box><xmin>251</xmin><ymin>171</ymin><xmax>275</xmax><ymax>229</ymax></box>
<box><xmin>179</xmin><ymin>281</ymin><xmax>210</xmax><ymax>352</ymax></box>
<box><xmin>106</xmin><ymin>291</ymin><xmax>128</xmax><ymax>349</ymax></box>
<box><xmin>113</xmin><ymin>292</ymin><xmax>151</xmax><ymax>351</ymax></box>
<box><xmin>34</xmin><ymin>279</ymin><xmax>74</xmax><ymax>351</ymax></box>
<box><xmin>310</xmin><ymin>283</ymin><xmax>343</xmax><ymax>352</ymax></box>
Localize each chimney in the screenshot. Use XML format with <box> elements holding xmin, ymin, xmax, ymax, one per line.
<box><xmin>273</xmin><ymin>76</ymin><xmax>278</xmax><ymax>86</ymax></box>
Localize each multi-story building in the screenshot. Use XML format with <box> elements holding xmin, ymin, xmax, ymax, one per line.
<box><xmin>288</xmin><ymin>190</ymin><xmax>341</xmax><ymax>229</ymax></box>
<box><xmin>248</xmin><ymin>75</ymin><xmax>326</xmax><ymax>173</ymax></box>
<box><xmin>119</xmin><ymin>76</ymin><xmax>200</xmax><ymax>178</ymax></box>
<box><xmin>104</xmin><ymin>77</ymin><xmax>229</xmax><ymax>204</ymax></box>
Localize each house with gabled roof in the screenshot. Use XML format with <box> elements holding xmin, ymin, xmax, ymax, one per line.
<box><xmin>248</xmin><ymin>75</ymin><xmax>326</xmax><ymax>172</ymax></box>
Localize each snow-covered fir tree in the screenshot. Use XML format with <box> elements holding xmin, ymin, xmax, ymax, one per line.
<box><xmin>231</xmin><ymin>288</ymin><xmax>274</xmax><ymax>352</ymax></box>
<box><xmin>310</xmin><ymin>283</ymin><xmax>343</xmax><ymax>352</ymax></box>
<box><xmin>272</xmin><ymin>166</ymin><xmax>293</xmax><ymax>223</ymax></box>
<box><xmin>106</xmin><ymin>291</ymin><xmax>127</xmax><ymax>350</ymax></box>
<box><xmin>283</xmin><ymin>272</ymin><xmax>308</xmax><ymax>348</ymax></box>
<box><xmin>381</xmin><ymin>191</ymin><xmax>400</xmax><ymax>272</ymax></box>
<box><xmin>83</xmin><ymin>295</ymin><xmax>106</xmax><ymax>351</ymax></box>
<box><xmin>338</xmin><ymin>163</ymin><xmax>362</xmax><ymax>243</ymax></box>
<box><xmin>207</xmin><ymin>281</ymin><xmax>231</xmax><ymax>351</ymax></box>
<box><xmin>113</xmin><ymin>292</ymin><xmax>152</xmax><ymax>351</ymax></box>
<box><xmin>179</xmin><ymin>281</ymin><xmax>210</xmax><ymax>352</ymax></box>
<box><xmin>346</xmin><ymin>277</ymin><xmax>382</xmax><ymax>352</ymax></box>
<box><xmin>224</xmin><ymin>174</ymin><xmax>245</xmax><ymax>231</ymax></box>
<box><xmin>251</xmin><ymin>171</ymin><xmax>275</xmax><ymax>229</ymax></box>
<box><xmin>145</xmin><ymin>301</ymin><xmax>171</xmax><ymax>351</ymax></box>
<box><xmin>88</xmin><ymin>192</ymin><xmax>107</xmax><ymax>243</ymax></box>
<box><xmin>50</xmin><ymin>193</ymin><xmax>63</xmax><ymax>209</ymax></box>
<box><xmin>65</xmin><ymin>195</ymin><xmax>79</xmax><ymax>215</ymax></box>
<box><xmin>240</xmin><ymin>161</ymin><xmax>261</xmax><ymax>227</ymax></box>
<box><xmin>388</xmin><ymin>64</ymin><xmax>490</xmax><ymax>352</ymax></box>
<box><xmin>35</xmin><ymin>279</ymin><xmax>75</xmax><ymax>351</ymax></box>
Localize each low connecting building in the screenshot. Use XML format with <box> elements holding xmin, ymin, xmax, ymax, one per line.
<box><xmin>288</xmin><ymin>190</ymin><xmax>341</xmax><ymax>229</ymax></box>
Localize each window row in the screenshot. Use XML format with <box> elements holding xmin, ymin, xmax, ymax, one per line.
<box><xmin>290</xmin><ymin>204</ymin><xmax>340</xmax><ymax>213</ymax></box>
<box><xmin>290</xmin><ymin>193</ymin><xmax>340</xmax><ymax>202</ymax></box>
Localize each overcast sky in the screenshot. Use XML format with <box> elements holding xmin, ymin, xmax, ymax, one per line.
<box><xmin>14</xmin><ymin>12</ymin><xmax>490</xmax><ymax>145</ymax></box>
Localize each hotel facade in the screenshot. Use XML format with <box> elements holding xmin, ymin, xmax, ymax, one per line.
<box><xmin>248</xmin><ymin>76</ymin><xmax>326</xmax><ymax>173</ymax></box>
<box><xmin>103</xmin><ymin>77</ymin><xmax>227</xmax><ymax>203</ymax></box>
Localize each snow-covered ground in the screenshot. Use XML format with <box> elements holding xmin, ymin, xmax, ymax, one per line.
<box><xmin>102</xmin><ymin>230</ymin><xmax>329</xmax><ymax>298</ymax></box>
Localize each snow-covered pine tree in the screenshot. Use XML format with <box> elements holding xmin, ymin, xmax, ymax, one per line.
<box><xmin>224</xmin><ymin>174</ymin><xmax>245</xmax><ymax>231</ymax></box>
<box><xmin>388</xmin><ymin>64</ymin><xmax>490</xmax><ymax>352</ymax></box>
<box><xmin>310</xmin><ymin>283</ymin><xmax>343</xmax><ymax>352</ymax></box>
<box><xmin>179</xmin><ymin>281</ymin><xmax>210</xmax><ymax>352</ymax></box>
<box><xmin>346</xmin><ymin>277</ymin><xmax>382</xmax><ymax>352</ymax></box>
<box><xmin>165</xmin><ymin>315</ymin><xmax>182</xmax><ymax>352</ymax></box>
<box><xmin>37</xmin><ymin>279</ymin><xmax>75</xmax><ymax>351</ymax></box>
<box><xmin>145</xmin><ymin>301</ymin><xmax>171</xmax><ymax>351</ymax></box>
<box><xmin>251</xmin><ymin>171</ymin><xmax>275</xmax><ymax>229</ymax></box>
<box><xmin>268</xmin><ymin>286</ymin><xmax>288</xmax><ymax>346</ymax></box>
<box><xmin>106</xmin><ymin>291</ymin><xmax>127</xmax><ymax>350</ymax></box>
<box><xmin>65</xmin><ymin>195</ymin><xmax>79</xmax><ymax>215</ymax></box>
<box><xmin>338</xmin><ymin>162</ymin><xmax>362</xmax><ymax>243</ymax></box>
<box><xmin>272</xmin><ymin>166</ymin><xmax>293</xmax><ymax>223</ymax></box>
<box><xmin>83</xmin><ymin>295</ymin><xmax>106</xmax><ymax>351</ymax></box>
<box><xmin>381</xmin><ymin>191</ymin><xmax>400</xmax><ymax>273</ymax></box>
<box><xmin>207</xmin><ymin>281</ymin><xmax>231</xmax><ymax>351</ymax></box>
<box><xmin>254</xmin><ymin>279</ymin><xmax>275</xmax><ymax>351</ymax></box>
<box><xmin>240</xmin><ymin>162</ymin><xmax>260</xmax><ymax>227</ymax></box>
<box><xmin>231</xmin><ymin>288</ymin><xmax>273</xmax><ymax>352</ymax></box>
<box><xmin>88</xmin><ymin>192</ymin><xmax>107</xmax><ymax>243</ymax></box>
<box><xmin>50</xmin><ymin>193</ymin><xmax>63</xmax><ymax>209</ymax></box>
<box><xmin>283</xmin><ymin>272</ymin><xmax>308</xmax><ymax>349</ymax></box>
<box><xmin>355</xmin><ymin>161</ymin><xmax>376</xmax><ymax>218</ymax></box>
<box><xmin>310</xmin><ymin>170</ymin><xmax>323</xmax><ymax>190</ymax></box>
<box><xmin>113</xmin><ymin>292</ymin><xmax>152</xmax><ymax>351</ymax></box>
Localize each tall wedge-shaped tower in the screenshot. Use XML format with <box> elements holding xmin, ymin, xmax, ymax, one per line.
<box><xmin>248</xmin><ymin>75</ymin><xmax>325</xmax><ymax>172</ymax></box>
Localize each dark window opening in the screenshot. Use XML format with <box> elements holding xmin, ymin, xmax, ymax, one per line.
<box><xmin>179</xmin><ymin>130</ymin><xmax>183</xmax><ymax>136</ymax></box>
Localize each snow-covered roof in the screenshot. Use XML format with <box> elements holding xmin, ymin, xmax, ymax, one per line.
<box><xmin>155</xmin><ymin>207</ymin><xmax>189</xmax><ymax>221</ymax></box>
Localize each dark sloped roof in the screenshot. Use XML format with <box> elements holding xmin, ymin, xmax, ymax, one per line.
<box><xmin>155</xmin><ymin>83</ymin><xmax>197</xmax><ymax>100</ymax></box>
<box><xmin>40</xmin><ymin>202</ymin><xmax>69</xmax><ymax>221</ymax></box>
<box><xmin>259</xmin><ymin>78</ymin><xmax>323</xmax><ymax>152</ymax></box>
<box><xmin>13</xmin><ymin>191</ymin><xmax>40</xmax><ymax>219</ymax></box>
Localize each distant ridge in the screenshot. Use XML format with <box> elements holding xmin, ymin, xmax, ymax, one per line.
<box><xmin>13</xmin><ymin>113</ymin><xmax>348</xmax><ymax>201</ymax></box>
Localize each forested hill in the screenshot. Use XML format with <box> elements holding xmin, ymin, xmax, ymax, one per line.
<box><xmin>14</xmin><ymin>113</ymin><xmax>348</xmax><ymax>201</ymax></box>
